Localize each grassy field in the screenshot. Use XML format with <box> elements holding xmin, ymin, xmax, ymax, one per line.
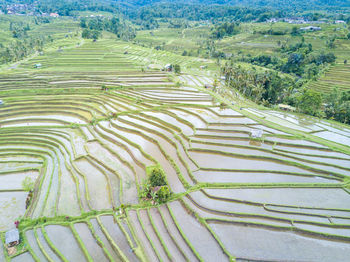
<box><xmin>0</xmin><ymin>15</ymin><xmax>349</xmax><ymax>262</ymax></box>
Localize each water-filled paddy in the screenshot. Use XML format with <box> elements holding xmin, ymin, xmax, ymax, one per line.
<box><xmin>74</xmin><ymin>222</ymin><xmax>109</xmax><ymax>262</ymax></box>
<box><xmin>127</xmin><ymin>210</ymin><xmax>159</xmax><ymax>262</ymax></box>
<box><xmin>89</xmin><ymin>218</ymin><xmax>120</xmax><ymax>261</ymax></box>
<box><xmin>190</xmin><ymin>150</ymin><xmax>318</xmax><ymax>174</ymax></box>
<box><xmin>45</xmin><ymin>225</ymin><xmax>86</xmax><ymax>262</ymax></box>
<box><xmin>0</xmin><ymin>171</ymin><xmax>38</xmax><ymax>190</ymax></box>
<box><xmin>314</xmin><ymin>130</ymin><xmax>350</xmax><ymax>147</ymax></box>
<box><xmin>204</xmin><ymin>188</ymin><xmax>350</xmax><ymax>209</ymax></box>
<box><xmin>210</xmin><ymin>222</ymin><xmax>350</xmax><ymax>261</ymax></box>
<box><xmin>138</xmin><ymin>209</ymin><xmax>170</xmax><ymax>262</ymax></box>
<box><xmin>192</xmin><ymin>170</ymin><xmax>338</xmax><ymax>184</ymax></box>
<box><xmin>0</xmin><ymin>192</ymin><xmax>27</xmax><ymax>231</ymax></box>
<box><xmin>149</xmin><ymin>207</ymin><xmax>188</xmax><ymax>261</ymax></box>
<box><xmin>10</xmin><ymin>252</ymin><xmax>35</xmax><ymax>262</ymax></box>
<box><xmin>25</xmin><ymin>230</ymin><xmax>48</xmax><ymax>262</ymax></box>
<box><xmin>74</xmin><ymin>158</ymin><xmax>112</xmax><ymax>210</ymax></box>
<box><xmin>99</xmin><ymin>215</ymin><xmax>139</xmax><ymax>262</ymax></box>
<box><xmin>35</xmin><ymin>227</ymin><xmax>61</xmax><ymax>261</ymax></box>
<box><xmin>189</xmin><ymin>190</ymin><xmax>330</xmax><ymax>223</ymax></box>
<box><xmin>168</xmin><ymin>201</ymin><xmax>228</xmax><ymax>261</ymax></box>
<box><xmin>158</xmin><ymin>205</ymin><xmax>199</xmax><ymax>262</ymax></box>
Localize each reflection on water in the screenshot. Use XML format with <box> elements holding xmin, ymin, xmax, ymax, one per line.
<box><xmin>0</xmin><ymin>192</ymin><xmax>27</xmax><ymax>231</ymax></box>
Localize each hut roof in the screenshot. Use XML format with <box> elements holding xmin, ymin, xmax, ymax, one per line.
<box><xmin>251</xmin><ymin>129</ymin><xmax>263</xmax><ymax>138</ymax></box>
<box><xmin>278</xmin><ymin>104</ymin><xmax>296</xmax><ymax>111</ymax></box>
<box><xmin>5</xmin><ymin>229</ymin><xmax>19</xmax><ymax>245</ymax></box>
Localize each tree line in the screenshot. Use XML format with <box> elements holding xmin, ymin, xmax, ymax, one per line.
<box><xmin>0</xmin><ymin>36</ymin><xmax>46</xmax><ymax>64</ymax></box>
<box><xmin>80</xmin><ymin>16</ymin><xmax>136</xmax><ymax>41</ymax></box>
<box><xmin>222</xmin><ymin>63</ymin><xmax>350</xmax><ymax>124</ymax></box>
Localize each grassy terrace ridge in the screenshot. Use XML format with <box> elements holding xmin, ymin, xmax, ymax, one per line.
<box><xmin>0</xmin><ymin>25</ymin><xmax>349</xmax><ymax>262</ymax></box>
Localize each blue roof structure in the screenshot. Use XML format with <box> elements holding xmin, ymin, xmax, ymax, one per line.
<box><xmin>5</xmin><ymin>229</ymin><xmax>19</xmax><ymax>245</ymax></box>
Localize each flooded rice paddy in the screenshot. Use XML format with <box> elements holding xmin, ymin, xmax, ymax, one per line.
<box><xmin>1</xmin><ymin>39</ymin><xmax>350</xmax><ymax>261</ymax></box>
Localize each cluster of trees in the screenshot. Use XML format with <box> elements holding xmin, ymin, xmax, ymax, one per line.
<box><xmin>168</xmin><ymin>19</ymin><xmax>189</xmax><ymax>29</ymax></box>
<box><xmin>293</xmin><ymin>88</ymin><xmax>350</xmax><ymax>122</ymax></box>
<box><xmin>81</xmin><ymin>28</ymin><xmax>101</xmax><ymax>40</ymax></box>
<box><xmin>246</xmin><ymin>40</ymin><xmax>336</xmax><ymax>79</ymax></box>
<box><xmin>0</xmin><ymin>36</ymin><xmax>46</xmax><ymax>64</ymax></box>
<box><xmin>222</xmin><ymin>64</ymin><xmax>296</xmax><ymax>105</ymax></box>
<box><xmin>223</xmin><ymin>63</ymin><xmax>350</xmax><ymax>123</ymax></box>
<box><xmin>128</xmin><ymin>3</ymin><xmax>283</xmax><ymax>23</ymax></box>
<box><xmin>211</xmin><ymin>22</ymin><xmax>240</xmax><ymax>39</ymax></box>
<box><xmin>255</xmin><ymin>28</ymin><xmax>288</xmax><ymax>36</ymax></box>
<box><xmin>140</xmin><ymin>166</ymin><xmax>171</xmax><ymax>204</ymax></box>
<box><xmin>138</xmin><ymin>17</ymin><xmax>159</xmax><ymax>30</ymax></box>
<box><xmin>80</xmin><ymin>16</ymin><xmax>136</xmax><ymax>40</ymax></box>
<box><xmin>10</xmin><ymin>22</ymin><xmax>31</xmax><ymax>39</ymax></box>
<box><xmin>35</xmin><ymin>0</ymin><xmax>119</xmax><ymax>16</ymax></box>
<box><xmin>324</xmin><ymin>89</ymin><xmax>350</xmax><ymax>124</ymax></box>
<box><xmin>33</xmin><ymin>17</ymin><xmax>51</xmax><ymax>25</ymax></box>
<box><xmin>1</xmin><ymin>0</ymin><xmax>349</xmax><ymax>19</ymax></box>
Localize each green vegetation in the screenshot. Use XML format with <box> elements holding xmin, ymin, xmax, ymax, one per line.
<box><xmin>223</xmin><ymin>64</ymin><xmax>295</xmax><ymax>105</ymax></box>
<box><xmin>174</xmin><ymin>64</ymin><xmax>181</xmax><ymax>74</ymax></box>
<box><xmin>211</xmin><ymin>22</ymin><xmax>240</xmax><ymax>39</ymax></box>
<box><xmin>298</xmin><ymin>88</ymin><xmax>323</xmax><ymax>116</ymax></box>
<box><xmin>80</xmin><ymin>16</ymin><xmax>135</xmax><ymax>40</ymax></box>
<box><xmin>140</xmin><ymin>166</ymin><xmax>171</xmax><ymax>204</ymax></box>
<box><xmin>324</xmin><ymin>88</ymin><xmax>350</xmax><ymax>124</ymax></box>
<box><xmin>149</xmin><ymin>167</ymin><xmax>167</xmax><ymax>187</ymax></box>
<box><xmin>0</xmin><ymin>1</ymin><xmax>349</xmax><ymax>261</ymax></box>
<box><xmin>22</xmin><ymin>177</ymin><xmax>35</xmax><ymax>192</ymax></box>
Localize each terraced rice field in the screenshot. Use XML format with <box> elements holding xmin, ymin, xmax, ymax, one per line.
<box><xmin>308</xmin><ymin>63</ymin><xmax>350</xmax><ymax>93</ymax></box>
<box><xmin>1</xmin><ymin>37</ymin><xmax>350</xmax><ymax>261</ymax></box>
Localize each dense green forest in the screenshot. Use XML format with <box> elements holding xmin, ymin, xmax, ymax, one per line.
<box><xmin>1</xmin><ymin>0</ymin><xmax>349</xmax><ymax>16</ymax></box>
<box><xmin>80</xmin><ymin>16</ymin><xmax>135</xmax><ymax>40</ymax></box>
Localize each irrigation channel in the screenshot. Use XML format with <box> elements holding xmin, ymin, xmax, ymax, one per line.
<box><xmin>0</xmin><ymin>38</ymin><xmax>350</xmax><ymax>261</ymax></box>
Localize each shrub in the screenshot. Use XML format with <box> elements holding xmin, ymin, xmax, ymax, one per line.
<box><xmin>157</xmin><ymin>186</ymin><xmax>171</xmax><ymax>203</ymax></box>
<box><xmin>174</xmin><ymin>64</ymin><xmax>181</xmax><ymax>74</ymax></box>
<box><xmin>22</xmin><ymin>177</ymin><xmax>35</xmax><ymax>192</ymax></box>
<box><xmin>149</xmin><ymin>167</ymin><xmax>167</xmax><ymax>187</ymax></box>
<box><xmin>140</xmin><ymin>166</ymin><xmax>171</xmax><ymax>204</ymax></box>
<box><xmin>298</xmin><ymin>89</ymin><xmax>323</xmax><ymax>116</ymax></box>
